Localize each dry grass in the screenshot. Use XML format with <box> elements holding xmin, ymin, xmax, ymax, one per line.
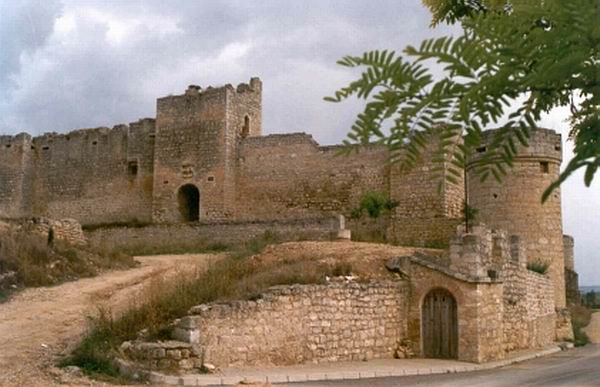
<box><xmin>0</xmin><ymin>230</ymin><xmax>135</xmax><ymax>301</ymax></box>
<box><xmin>61</xmin><ymin>234</ymin><xmax>357</xmax><ymax>378</ymax></box>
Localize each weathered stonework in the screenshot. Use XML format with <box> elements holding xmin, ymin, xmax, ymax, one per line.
<box><xmin>0</xmin><ymin>77</ymin><xmax>465</xmax><ymax>249</ymax></box>
<box><xmin>123</xmin><ymin>225</ymin><xmax>562</xmax><ymax>374</ymax></box>
<box><xmin>0</xmin><ymin>77</ymin><xmax>577</xmax><ymax>371</ymax></box>
<box><xmin>172</xmin><ymin>280</ymin><xmax>409</xmax><ymax>367</ymax></box>
<box><xmin>468</xmin><ymin>129</ymin><xmax>567</xmax><ymax>308</ymax></box>
<box><xmin>24</xmin><ymin>217</ymin><xmax>87</xmax><ymax>245</ymax></box>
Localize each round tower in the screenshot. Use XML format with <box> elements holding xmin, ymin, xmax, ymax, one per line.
<box><xmin>467</xmin><ymin>127</ymin><xmax>566</xmax><ymax>307</ymax></box>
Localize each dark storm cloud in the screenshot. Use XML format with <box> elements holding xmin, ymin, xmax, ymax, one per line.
<box><xmin>0</xmin><ymin>0</ymin><xmax>597</xmax><ymax>284</ymax></box>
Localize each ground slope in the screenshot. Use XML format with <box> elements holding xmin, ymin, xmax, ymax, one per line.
<box><xmin>0</xmin><ymin>253</ymin><xmax>217</xmax><ymax>386</ymax></box>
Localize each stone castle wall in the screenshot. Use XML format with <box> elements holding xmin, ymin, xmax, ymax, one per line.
<box><xmin>0</xmin><ymin>77</ymin><xmax>465</xmax><ymax>248</ymax></box>
<box><xmin>0</xmin><ymin>119</ymin><xmax>156</xmax><ymax>226</ymax></box>
<box><xmin>170</xmin><ymin>281</ymin><xmax>409</xmax><ymax>368</ymax></box>
<box><xmin>236</xmin><ymin>136</ymin><xmax>389</xmax><ymax>221</ymax></box>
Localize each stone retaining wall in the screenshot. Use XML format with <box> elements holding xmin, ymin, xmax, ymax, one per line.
<box><xmin>120</xmin><ymin>340</ymin><xmax>202</xmax><ymax>372</ymax></box>
<box><xmin>503</xmin><ymin>261</ymin><xmax>556</xmax><ymax>352</ymax></box>
<box><xmin>85</xmin><ymin>217</ymin><xmax>340</xmax><ymax>253</ymax></box>
<box><xmin>172</xmin><ymin>280</ymin><xmax>409</xmax><ymax>368</ymax></box>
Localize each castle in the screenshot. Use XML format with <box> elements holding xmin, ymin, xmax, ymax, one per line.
<box><xmin>0</xmin><ymin>77</ymin><xmax>581</xmax><ymax>365</ymax></box>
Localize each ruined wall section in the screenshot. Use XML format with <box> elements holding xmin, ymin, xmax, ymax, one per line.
<box><xmin>28</xmin><ymin>119</ymin><xmax>155</xmax><ymax>226</ymax></box>
<box><xmin>0</xmin><ymin>134</ymin><xmax>34</xmax><ymax>219</ymax></box>
<box><xmin>235</xmin><ymin>135</ymin><xmax>389</xmax><ymax>221</ymax></box>
<box><xmin>468</xmin><ymin>128</ymin><xmax>565</xmax><ymax>307</ymax></box>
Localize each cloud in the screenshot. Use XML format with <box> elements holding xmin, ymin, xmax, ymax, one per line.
<box><xmin>0</xmin><ymin>0</ymin><xmax>597</xmax><ymax>284</ymax></box>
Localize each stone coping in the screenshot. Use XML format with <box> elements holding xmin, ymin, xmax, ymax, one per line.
<box><xmin>410</xmin><ymin>254</ymin><xmax>501</xmax><ymax>284</ymax></box>
<box><xmin>117</xmin><ymin>345</ymin><xmax>564</xmax><ymax>386</ymax></box>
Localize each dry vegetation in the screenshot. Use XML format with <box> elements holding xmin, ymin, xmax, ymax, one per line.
<box><xmin>570</xmin><ymin>305</ymin><xmax>593</xmax><ymax>346</ymax></box>
<box><xmin>0</xmin><ymin>230</ymin><xmax>135</xmax><ymax>302</ymax></box>
<box><xmin>62</xmin><ymin>236</ymin><xmax>439</xmax><ymax>379</ymax></box>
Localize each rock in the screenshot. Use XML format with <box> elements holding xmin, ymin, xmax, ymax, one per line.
<box><xmin>385</xmin><ymin>256</ymin><xmax>411</xmax><ymax>277</ymax></box>
<box><xmin>200</xmin><ymin>362</ymin><xmax>217</xmax><ymax>373</ymax></box>
<box><xmin>120</xmin><ymin>341</ymin><xmax>133</xmax><ymax>352</ymax></box>
<box><xmin>63</xmin><ymin>365</ymin><xmax>82</xmax><ymax>375</ymax></box>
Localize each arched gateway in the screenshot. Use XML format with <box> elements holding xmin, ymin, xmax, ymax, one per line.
<box><xmin>422</xmin><ymin>288</ymin><xmax>458</xmax><ymax>359</ymax></box>
<box><xmin>177</xmin><ymin>184</ymin><xmax>200</xmax><ymax>221</ymax></box>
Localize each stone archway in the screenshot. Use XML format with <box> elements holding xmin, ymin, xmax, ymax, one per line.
<box><xmin>422</xmin><ymin>288</ymin><xmax>458</xmax><ymax>359</ymax></box>
<box><xmin>177</xmin><ymin>184</ymin><xmax>200</xmax><ymax>221</ymax></box>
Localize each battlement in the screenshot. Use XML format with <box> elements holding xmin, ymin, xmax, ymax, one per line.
<box><xmin>241</xmin><ymin>132</ymin><xmax>319</xmax><ymax>148</ymax></box>
<box><xmin>159</xmin><ymin>77</ymin><xmax>262</xmax><ymax>102</ymax></box>
<box><xmin>470</xmin><ymin>127</ymin><xmax>562</xmax><ymax>165</ymax></box>
<box><xmin>0</xmin><ymin>134</ymin><xmax>32</xmax><ymax>153</ymax></box>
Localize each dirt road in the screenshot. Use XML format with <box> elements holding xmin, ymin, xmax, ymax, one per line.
<box><xmin>0</xmin><ymin>253</ymin><xmax>216</xmax><ymax>386</ymax></box>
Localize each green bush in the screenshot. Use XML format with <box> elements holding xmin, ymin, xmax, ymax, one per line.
<box><xmin>526</xmin><ymin>259</ymin><xmax>550</xmax><ymax>275</ymax></box>
<box><xmin>570</xmin><ymin>305</ymin><xmax>592</xmax><ymax>347</ymax></box>
<box><xmin>352</xmin><ymin>191</ymin><xmax>398</xmax><ymax>219</ymax></box>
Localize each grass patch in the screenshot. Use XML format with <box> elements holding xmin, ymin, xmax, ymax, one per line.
<box><xmin>526</xmin><ymin>258</ymin><xmax>550</xmax><ymax>275</ymax></box>
<box><xmin>570</xmin><ymin>305</ymin><xmax>592</xmax><ymax>347</ymax></box>
<box><xmin>62</xmin><ymin>231</ymin><xmax>354</xmax><ymax>377</ymax></box>
<box><xmin>0</xmin><ymin>230</ymin><xmax>136</xmax><ymax>302</ymax></box>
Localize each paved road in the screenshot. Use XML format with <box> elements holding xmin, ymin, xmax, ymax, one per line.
<box><xmin>283</xmin><ymin>345</ymin><xmax>600</xmax><ymax>386</ymax></box>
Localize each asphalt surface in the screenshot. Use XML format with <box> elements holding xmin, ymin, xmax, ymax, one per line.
<box><xmin>283</xmin><ymin>345</ymin><xmax>600</xmax><ymax>386</ymax></box>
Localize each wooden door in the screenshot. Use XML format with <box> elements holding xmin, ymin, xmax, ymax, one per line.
<box><xmin>422</xmin><ymin>288</ymin><xmax>458</xmax><ymax>359</ymax></box>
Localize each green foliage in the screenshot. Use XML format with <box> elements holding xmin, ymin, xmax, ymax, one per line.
<box><xmin>326</xmin><ymin>0</ymin><xmax>600</xmax><ymax>201</ymax></box>
<box><xmin>463</xmin><ymin>201</ymin><xmax>479</xmax><ymax>224</ymax></box>
<box><xmin>352</xmin><ymin>191</ymin><xmax>398</xmax><ymax>219</ymax></box>
<box><xmin>526</xmin><ymin>258</ymin><xmax>550</xmax><ymax>274</ymax></box>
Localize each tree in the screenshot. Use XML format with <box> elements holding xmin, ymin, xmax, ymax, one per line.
<box><xmin>326</xmin><ymin>0</ymin><xmax>600</xmax><ymax>202</ymax></box>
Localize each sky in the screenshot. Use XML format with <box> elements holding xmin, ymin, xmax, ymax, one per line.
<box><xmin>1</xmin><ymin>0</ymin><xmax>598</xmax><ymax>285</ymax></box>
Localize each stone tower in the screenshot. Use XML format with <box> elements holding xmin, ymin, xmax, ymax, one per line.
<box><xmin>467</xmin><ymin>128</ymin><xmax>566</xmax><ymax>307</ymax></box>
<box><xmin>151</xmin><ymin>77</ymin><xmax>262</xmax><ymax>223</ymax></box>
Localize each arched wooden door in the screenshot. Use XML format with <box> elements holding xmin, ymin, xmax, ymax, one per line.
<box><xmin>422</xmin><ymin>288</ymin><xmax>458</xmax><ymax>359</ymax></box>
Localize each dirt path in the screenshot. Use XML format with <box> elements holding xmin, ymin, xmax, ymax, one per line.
<box><xmin>0</xmin><ymin>253</ymin><xmax>216</xmax><ymax>387</ymax></box>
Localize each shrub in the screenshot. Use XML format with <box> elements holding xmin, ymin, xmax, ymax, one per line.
<box><xmin>62</xmin><ymin>232</ymin><xmax>355</xmax><ymax>377</ymax></box>
<box><xmin>352</xmin><ymin>191</ymin><xmax>398</xmax><ymax>219</ymax></box>
<box><xmin>527</xmin><ymin>259</ymin><xmax>550</xmax><ymax>275</ymax></box>
<box><xmin>570</xmin><ymin>305</ymin><xmax>592</xmax><ymax>347</ymax></box>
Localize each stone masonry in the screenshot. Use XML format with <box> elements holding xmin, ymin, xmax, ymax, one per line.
<box><xmin>0</xmin><ymin>78</ymin><xmax>575</xmax><ymax>305</ymax></box>
<box><xmin>0</xmin><ymin>77</ymin><xmax>578</xmax><ymax>370</ymax></box>
<box><xmin>121</xmin><ymin>225</ymin><xmax>559</xmax><ymax>374</ymax></box>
